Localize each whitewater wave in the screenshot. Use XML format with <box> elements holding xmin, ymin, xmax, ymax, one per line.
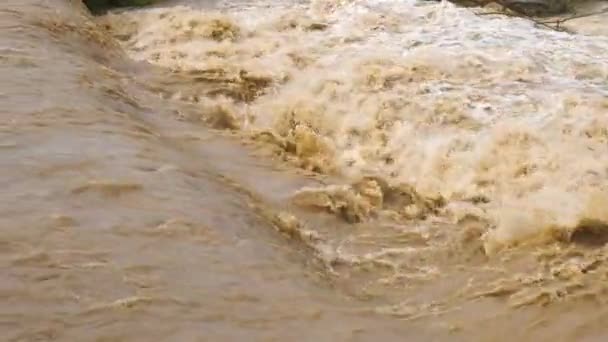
<box><xmin>101</xmin><ymin>0</ymin><xmax>608</xmax><ymax>253</ymax></box>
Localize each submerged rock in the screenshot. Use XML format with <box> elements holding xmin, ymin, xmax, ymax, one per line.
<box><xmin>445</xmin><ymin>0</ymin><xmax>573</xmax><ymax>16</ymax></box>
<box><xmin>501</xmin><ymin>0</ymin><xmax>571</xmax><ymax>16</ymax></box>
<box><xmin>83</xmin><ymin>0</ymin><xmax>160</xmax><ymax>13</ymax></box>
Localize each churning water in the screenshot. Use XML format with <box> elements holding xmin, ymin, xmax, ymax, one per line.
<box><xmin>2</xmin><ymin>0</ymin><xmax>608</xmax><ymax>340</ymax></box>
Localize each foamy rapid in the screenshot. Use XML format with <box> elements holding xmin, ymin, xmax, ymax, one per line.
<box><xmin>102</xmin><ymin>0</ymin><xmax>608</xmax><ymax>253</ymax></box>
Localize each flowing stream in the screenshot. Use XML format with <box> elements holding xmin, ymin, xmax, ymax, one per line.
<box><xmin>2</xmin><ymin>0</ymin><xmax>608</xmax><ymax>340</ymax></box>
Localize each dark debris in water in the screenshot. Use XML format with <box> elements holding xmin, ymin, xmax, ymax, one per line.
<box><xmin>83</xmin><ymin>0</ymin><xmax>161</xmax><ymax>14</ymax></box>
<box><xmin>570</xmin><ymin>219</ymin><xmax>608</xmax><ymax>247</ymax></box>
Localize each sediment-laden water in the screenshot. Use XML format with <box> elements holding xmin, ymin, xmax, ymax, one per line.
<box><xmin>2</xmin><ymin>0</ymin><xmax>608</xmax><ymax>340</ymax></box>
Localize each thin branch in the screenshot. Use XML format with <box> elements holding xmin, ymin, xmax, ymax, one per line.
<box><xmin>476</xmin><ymin>11</ymin><xmax>519</xmax><ymax>17</ymax></box>
<box><xmin>539</xmin><ymin>8</ymin><xmax>608</xmax><ymax>28</ymax></box>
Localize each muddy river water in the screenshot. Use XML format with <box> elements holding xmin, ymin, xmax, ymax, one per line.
<box><xmin>2</xmin><ymin>0</ymin><xmax>608</xmax><ymax>341</ymax></box>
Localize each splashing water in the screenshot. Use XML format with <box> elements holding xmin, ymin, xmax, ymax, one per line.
<box><xmin>103</xmin><ymin>0</ymin><xmax>608</xmax><ymax>252</ymax></box>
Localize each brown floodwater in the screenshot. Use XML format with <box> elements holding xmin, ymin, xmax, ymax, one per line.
<box><xmin>2</xmin><ymin>0</ymin><xmax>608</xmax><ymax>341</ymax></box>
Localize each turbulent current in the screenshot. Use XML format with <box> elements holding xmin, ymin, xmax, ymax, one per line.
<box><xmin>2</xmin><ymin>0</ymin><xmax>608</xmax><ymax>340</ymax></box>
